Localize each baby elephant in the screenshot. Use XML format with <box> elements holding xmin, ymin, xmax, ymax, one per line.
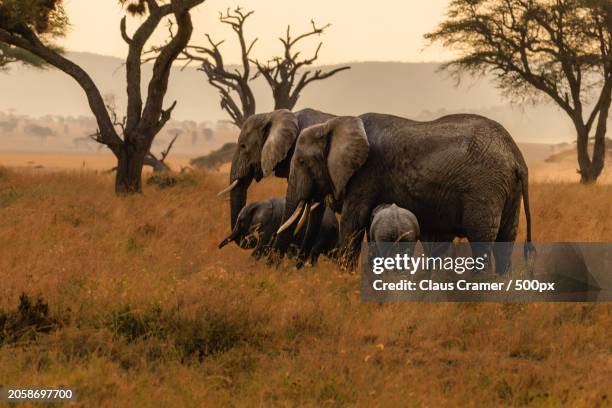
<box><xmin>219</xmin><ymin>197</ymin><xmax>338</xmax><ymax>263</ymax></box>
<box><xmin>369</xmin><ymin>203</ymin><xmax>420</xmax><ymax>256</ymax></box>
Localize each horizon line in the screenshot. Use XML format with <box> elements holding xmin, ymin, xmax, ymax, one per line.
<box><xmin>65</xmin><ymin>50</ymin><xmax>451</xmax><ymax>66</ymax></box>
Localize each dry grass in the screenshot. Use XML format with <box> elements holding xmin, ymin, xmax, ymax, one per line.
<box><xmin>0</xmin><ymin>166</ymin><xmax>611</xmax><ymax>407</ymax></box>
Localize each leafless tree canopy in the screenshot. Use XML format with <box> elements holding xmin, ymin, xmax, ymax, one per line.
<box><xmin>183</xmin><ymin>10</ymin><xmax>350</xmax><ymax>125</ymax></box>
<box><xmin>254</xmin><ymin>20</ymin><xmax>351</xmax><ymax>111</ymax></box>
<box><xmin>180</xmin><ymin>7</ymin><xmax>257</xmax><ymax>127</ymax></box>
<box><xmin>426</xmin><ymin>0</ymin><xmax>612</xmax><ymax>183</ymax></box>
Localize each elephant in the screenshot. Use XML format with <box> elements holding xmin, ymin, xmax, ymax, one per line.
<box><xmin>217</xmin><ymin>108</ymin><xmax>336</xmax><ymax>263</ymax></box>
<box><xmin>369</xmin><ymin>203</ymin><xmax>420</xmax><ymax>257</ymax></box>
<box><xmin>218</xmin><ymin>108</ymin><xmax>335</xmax><ymax>229</ymax></box>
<box><xmin>218</xmin><ymin>197</ymin><xmax>339</xmax><ymax>263</ymax></box>
<box><xmin>369</xmin><ymin>203</ymin><xmax>420</xmax><ymax>260</ymax></box>
<box><xmin>273</xmin><ymin>113</ymin><xmax>534</xmax><ymax>273</ymax></box>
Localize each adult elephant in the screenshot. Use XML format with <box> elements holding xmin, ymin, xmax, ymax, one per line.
<box><xmin>217</xmin><ymin>108</ymin><xmax>335</xmax><ymax>257</ymax></box>
<box><xmin>274</xmin><ymin>113</ymin><xmax>534</xmax><ymax>272</ymax></box>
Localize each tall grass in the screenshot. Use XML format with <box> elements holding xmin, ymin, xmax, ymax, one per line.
<box><xmin>0</xmin><ymin>167</ymin><xmax>610</xmax><ymax>406</ymax></box>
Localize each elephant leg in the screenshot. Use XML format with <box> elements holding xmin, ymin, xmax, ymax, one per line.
<box><xmin>462</xmin><ymin>198</ymin><xmax>502</xmax><ymax>273</ymax></box>
<box><xmin>493</xmin><ymin>189</ymin><xmax>521</xmax><ymax>275</ymax></box>
<box><xmin>253</xmin><ymin>227</ymin><xmax>274</xmax><ymax>260</ymax></box>
<box><xmin>420</xmin><ymin>235</ymin><xmax>453</xmax><ymax>258</ymax></box>
<box><xmin>307</xmin><ymin>247</ymin><xmax>320</xmax><ymax>266</ymax></box>
<box><xmin>250</xmin><ymin>232</ymin><xmax>264</xmax><ymax>259</ymax></box>
<box><xmin>252</xmin><ymin>244</ymin><xmax>264</xmax><ymax>259</ymax></box>
<box><xmin>251</xmin><ymin>234</ymin><xmax>264</xmax><ymax>259</ymax></box>
<box><xmin>338</xmin><ymin>203</ymin><xmax>371</xmax><ymax>271</ymax></box>
<box><xmin>307</xmin><ymin>235</ymin><xmax>331</xmax><ymax>266</ymax></box>
<box><xmin>296</xmin><ymin>203</ymin><xmax>325</xmax><ymax>266</ymax></box>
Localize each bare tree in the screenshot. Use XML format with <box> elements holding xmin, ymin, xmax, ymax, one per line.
<box><xmin>144</xmin><ymin>132</ymin><xmax>180</xmax><ymax>172</ymax></box>
<box><xmin>0</xmin><ymin>0</ymin><xmax>205</xmax><ymax>193</ymax></box>
<box><xmin>181</xmin><ymin>7</ymin><xmax>257</xmax><ymax>127</ymax></box>
<box><xmin>93</xmin><ymin>98</ymin><xmax>179</xmax><ymax>173</ymax></box>
<box><xmin>185</xmin><ymin>11</ymin><xmax>350</xmax><ymax>125</ymax></box>
<box><xmin>426</xmin><ymin>0</ymin><xmax>612</xmax><ymax>183</ymax></box>
<box><xmin>254</xmin><ymin>20</ymin><xmax>350</xmax><ymax>110</ymax></box>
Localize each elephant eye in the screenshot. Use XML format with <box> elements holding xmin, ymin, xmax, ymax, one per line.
<box><xmin>240</xmin><ymin>143</ymin><xmax>247</xmax><ymax>149</ymax></box>
<box><xmin>298</xmin><ymin>158</ymin><xmax>305</xmax><ymax>165</ymax></box>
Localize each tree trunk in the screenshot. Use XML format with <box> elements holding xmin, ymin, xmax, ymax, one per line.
<box><xmin>272</xmin><ymin>84</ymin><xmax>293</xmax><ymax>110</ymax></box>
<box><xmin>144</xmin><ymin>153</ymin><xmax>170</xmax><ymax>172</ymax></box>
<box><xmin>580</xmin><ymin>135</ymin><xmax>606</xmax><ymax>184</ymax></box>
<box><xmin>115</xmin><ymin>144</ymin><xmax>147</xmax><ymax>194</ymax></box>
<box><xmin>577</xmin><ymin>82</ymin><xmax>611</xmax><ymax>184</ymax></box>
<box><xmin>576</xmin><ymin>125</ymin><xmax>592</xmax><ymax>183</ymax></box>
<box><xmin>575</xmin><ymin>119</ymin><xmax>607</xmax><ymax>184</ymax></box>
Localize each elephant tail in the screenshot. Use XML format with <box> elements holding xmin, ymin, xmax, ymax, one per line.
<box><xmin>519</xmin><ymin>169</ymin><xmax>536</xmax><ymax>262</ymax></box>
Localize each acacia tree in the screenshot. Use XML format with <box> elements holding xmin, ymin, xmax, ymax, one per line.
<box><xmin>0</xmin><ymin>0</ymin><xmax>205</xmax><ymax>193</ymax></box>
<box><xmin>426</xmin><ymin>0</ymin><xmax>612</xmax><ymax>183</ymax></box>
<box><xmin>0</xmin><ymin>0</ymin><xmax>66</xmax><ymax>69</ymax></box>
<box><xmin>253</xmin><ymin>20</ymin><xmax>350</xmax><ymax>111</ymax></box>
<box><xmin>181</xmin><ymin>7</ymin><xmax>256</xmax><ymax>127</ymax></box>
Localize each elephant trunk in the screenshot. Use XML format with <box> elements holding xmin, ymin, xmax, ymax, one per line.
<box><xmin>229</xmin><ymin>177</ymin><xmax>252</xmax><ymax>230</ymax></box>
<box><xmin>228</xmin><ymin>153</ymin><xmax>254</xmax><ymax>229</ymax></box>
<box><xmin>218</xmin><ymin>226</ymin><xmax>237</xmax><ymax>247</ymax></box>
<box><xmin>218</xmin><ymin>233</ymin><xmax>235</xmax><ymax>248</ymax></box>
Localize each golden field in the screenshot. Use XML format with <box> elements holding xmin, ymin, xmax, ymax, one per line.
<box><xmin>0</xmin><ymin>166</ymin><xmax>611</xmax><ymax>407</ymax></box>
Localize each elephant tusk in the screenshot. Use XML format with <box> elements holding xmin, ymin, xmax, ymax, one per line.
<box><xmin>310</xmin><ymin>202</ymin><xmax>320</xmax><ymax>211</ymax></box>
<box><xmin>294</xmin><ymin>203</ymin><xmax>311</xmax><ymax>236</ymax></box>
<box><xmin>276</xmin><ymin>201</ymin><xmax>304</xmax><ymax>235</ymax></box>
<box><xmin>217</xmin><ymin>179</ymin><xmax>240</xmax><ymax>197</ymax></box>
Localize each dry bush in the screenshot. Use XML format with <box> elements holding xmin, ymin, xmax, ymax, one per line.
<box><xmin>0</xmin><ymin>168</ymin><xmax>610</xmax><ymax>406</ymax></box>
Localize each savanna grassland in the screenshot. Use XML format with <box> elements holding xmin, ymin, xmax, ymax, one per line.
<box><xmin>0</xmin><ymin>167</ymin><xmax>611</xmax><ymax>407</ymax></box>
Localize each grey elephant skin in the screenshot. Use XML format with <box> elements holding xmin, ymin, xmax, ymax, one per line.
<box><xmin>219</xmin><ymin>197</ymin><xmax>338</xmax><ymax>263</ymax></box>
<box><xmin>370</xmin><ymin>203</ymin><xmax>419</xmax><ymax>241</ymax></box>
<box><xmin>369</xmin><ymin>203</ymin><xmax>420</xmax><ymax>259</ymax></box>
<box><xmin>276</xmin><ymin>113</ymin><xmax>533</xmax><ymax>272</ymax></box>
<box><xmin>221</xmin><ymin>108</ymin><xmax>335</xmax><ymax>230</ymax></box>
<box><xmin>217</xmin><ymin>108</ymin><xmax>336</xmax><ymax>263</ymax></box>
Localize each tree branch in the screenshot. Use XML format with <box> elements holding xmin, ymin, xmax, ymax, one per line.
<box><xmin>139</xmin><ymin>4</ymin><xmax>196</xmax><ymax>137</ymax></box>
<box><xmin>253</xmin><ymin>20</ymin><xmax>349</xmax><ymax>110</ymax></box>
<box><xmin>0</xmin><ymin>27</ymin><xmax>123</xmax><ymax>155</ymax></box>
<box><xmin>181</xmin><ymin>6</ymin><xmax>256</xmax><ymax>126</ymax></box>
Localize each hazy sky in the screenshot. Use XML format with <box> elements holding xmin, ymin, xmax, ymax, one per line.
<box><xmin>60</xmin><ymin>0</ymin><xmax>453</xmax><ymax>64</ymax></box>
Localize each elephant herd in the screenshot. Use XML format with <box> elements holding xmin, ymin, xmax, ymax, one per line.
<box><xmin>218</xmin><ymin>108</ymin><xmax>534</xmax><ymax>273</ymax></box>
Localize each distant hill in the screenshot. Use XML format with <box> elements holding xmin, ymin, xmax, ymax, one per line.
<box><xmin>1</xmin><ymin>53</ymin><xmax>507</xmax><ymax>121</ymax></box>
<box><xmin>1</xmin><ymin>52</ymin><xmax>610</xmax><ymax>150</ymax></box>
<box><xmin>545</xmin><ymin>138</ymin><xmax>612</xmax><ymax>163</ymax></box>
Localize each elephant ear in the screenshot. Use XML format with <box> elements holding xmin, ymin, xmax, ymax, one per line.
<box><xmin>261</xmin><ymin>109</ymin><xmax>299</xmax><ymax>177</ymax></box>
<box><xmin>326</xmin><ymin>117</ymin><xmax>369</xmax><ymax>200</ymax></box>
